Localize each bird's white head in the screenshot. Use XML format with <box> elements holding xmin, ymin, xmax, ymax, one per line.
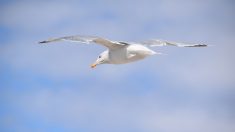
<box><xmin>91</xmin><ymin>50</ymin><xmax>109</xmax><ymax>68</ymax></box>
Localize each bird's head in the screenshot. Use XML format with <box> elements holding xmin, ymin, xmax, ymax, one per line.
<box><xmin>91</xmin><ymin>50</ymin><xmax>109</xmax><ymax>68</ymax></box>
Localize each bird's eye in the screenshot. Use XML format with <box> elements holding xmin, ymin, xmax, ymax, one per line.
<box><xmin>98</xmin><ymin>55</ymin><xmax>101</xmax><ymax>58</ymax></box>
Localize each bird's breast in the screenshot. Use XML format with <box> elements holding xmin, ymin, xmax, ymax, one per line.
<box><xmin>108</xmin><ymin>45</ymin><xmax>155</xmax><ymax>64</ymax></box>
<box><xmin>109</xmin><ymin>48</ymin><xmax>128</xmax><ymax>64</ymax></box>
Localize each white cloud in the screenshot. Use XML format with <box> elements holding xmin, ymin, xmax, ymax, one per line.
<box><xmin>1</xmin><ymin>1</ymin><xmax>235</xmax><ymax>131</ymax></box>
<box><xmin>3</xmin><ymin>88</ymin><xmax>234</xmax><ymax>132</ymax></box>
<box><xmin>0</xmin><ymin>1</ymin><xmax>80</xmax><ymax>31</ymax></box>
<box><xmin>1</xmin><ymin>0</ymin><xmax>234</xmax><ymax>88</ymax></box>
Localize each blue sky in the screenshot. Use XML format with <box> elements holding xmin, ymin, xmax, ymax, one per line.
<box><xmin>0</xmin><ymin>0</ymin><xmax>235</xmax><ymax>132</ymax></box>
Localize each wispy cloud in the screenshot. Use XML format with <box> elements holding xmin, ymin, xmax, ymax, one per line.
<box><xmin>1</xmin><ymin>0</ymin><xmax>235</xmax><ymax>131</ymax></box>
<box><xmin>3</xmin><ymin>87</ymin><xmax>234</xmax><ymax>131</ymax></box>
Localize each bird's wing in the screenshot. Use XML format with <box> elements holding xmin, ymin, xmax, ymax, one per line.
<box><xmin>139</xmin><ymin>39</ymin><xmax>207</xmax><ymax>47</ymax></box>
<box><xmin>39</xmin><ymin>35</ymin><xmax>129</xmax><ymax>50</ymax></box>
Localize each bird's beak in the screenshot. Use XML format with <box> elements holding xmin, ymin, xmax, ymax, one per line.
<box><xmin>90</xmin><ymin>63</ymin><xmax>97</xmax><ymax>68</ymax></box>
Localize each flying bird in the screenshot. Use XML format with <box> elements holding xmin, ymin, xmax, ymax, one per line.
<box><xmin>39</xmin><ymin>35</ymin><xmax>206</xmax><ymax>68</ymax></box>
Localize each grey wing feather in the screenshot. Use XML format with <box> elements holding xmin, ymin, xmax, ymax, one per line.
<box><xmin>39</xmin><ymin>35</ymin><xmax>129</xmax><ymax>49</ymax></box>
<box><xmin>140</xmin><ymin>39</ymin><xmax>207</xmax><ymax>47</ymax></box>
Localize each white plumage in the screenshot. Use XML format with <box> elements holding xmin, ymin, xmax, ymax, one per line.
<box><xmin>39</xmin><ymin>35</ymin><xmax>206</xmax><ymax>68</ymax></box>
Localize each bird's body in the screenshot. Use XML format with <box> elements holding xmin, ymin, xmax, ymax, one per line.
<box><xmin>39</xmin><ymin>35</ymin><xmax>206</xmax><ymax>68</ymax></box>
<box><xmin>108</xmin><ymin>44</ymin><xmax>156</xmax><ymax>64</ymax></box>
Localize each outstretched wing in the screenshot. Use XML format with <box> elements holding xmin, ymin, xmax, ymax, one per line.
<box><xmin>139</xmin><ymin>39</ymin><xmax>207</xmax><ymax>47</ymax></box>
<box><xmin>39</xmin><ymin>35</ymin><xmax>129</xmax><ymax>50</ymax></box>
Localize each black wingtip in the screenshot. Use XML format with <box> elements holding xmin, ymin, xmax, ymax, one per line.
<box><xmin>197</xmin><ymin>44</ymin><xmax>207</xmax><ymax>47</ymax></box>
<box><xmin>38</xmin><ymin>41</ymin><xmax>47</xmax><ymax>44</ymax></box>
<box><xmin>185</xmin><ymin>44</ymin><xmax>207</xmax><ymax>47</ymax></box>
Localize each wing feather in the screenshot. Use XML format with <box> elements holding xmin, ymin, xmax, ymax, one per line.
<box><xmin>39</xmin><ymin>35</ymin><xmax>128</xmax><ymax>50</ymax></box>
<box><xmin>140</xmin><ymin>39</ymin><xmax>207</xmax><ymax>47</ymax></box>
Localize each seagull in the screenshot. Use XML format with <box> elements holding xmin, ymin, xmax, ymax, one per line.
<box><xmin>39</xmin><ymin>35</ymin><xmax>207</xmax><ymax>68</ymax></box>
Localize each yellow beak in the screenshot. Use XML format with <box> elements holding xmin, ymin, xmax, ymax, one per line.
<box><xmin>90</xmin><ymin>63</ymin><xmax>97</xmax><ymax>68</ymax></box>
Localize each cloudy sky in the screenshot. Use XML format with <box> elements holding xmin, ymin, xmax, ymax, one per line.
<box><xmin>0</xmin><ymin>0</ymin><xmax>235</xmax><ymax>131</ymax></box>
